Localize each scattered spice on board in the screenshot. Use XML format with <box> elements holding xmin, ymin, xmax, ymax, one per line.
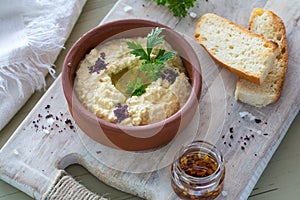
<box><xmin>219</xmin><ymin>111</ymin><xmax>269</xmax><ymax>152</ymax></box>
<box><xmin>30</xmin><ymin>101</ymin><xmax>76</xmax><ymax>134</ymax></box>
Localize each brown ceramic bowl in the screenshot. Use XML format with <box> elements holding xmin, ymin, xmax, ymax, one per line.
<box><xmin>62</xmin><ymin>19</ymin><xmax>202</xmax><ymax>151</ymax></box>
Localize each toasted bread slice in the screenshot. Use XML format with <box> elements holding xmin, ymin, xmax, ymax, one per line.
<box><xmin>235</xmin><ymin>8</ymin><xmax>288</xmax><ymax>107</ymax></box>
<box><xmin>194</xmin><ymin>13</ymin><xmax>278</xmax><ymax>85</ymax></box>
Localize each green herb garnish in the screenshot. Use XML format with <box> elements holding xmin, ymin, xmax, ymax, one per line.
<box><xmin>154</xmin><ymin>0</ymin><xmax>197</xmax><ymax>18</ymax></box>
<box><xmin>127</xmin><ymin>27</ymin><xmax>176</xmax><ymax>64</ymax></box>
<box><xmin>140</xmin><ymin>62</ymin><xmax>164</xmax><ymax>81</ymax></box>
<box><xmin>126</xmin><ymin>28</ymin><xmax>176</xmax><ymax>96</ymax></box>
<box><xmin>126</xmin><ymin>78</ymin><xmax>146</xmax><ymax>97</ymax></box>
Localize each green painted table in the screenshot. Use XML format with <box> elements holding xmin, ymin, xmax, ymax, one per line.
<box><xmin>0</xmin><ymin>0</ymin><xmax>299</xmax><ymax>199</ymax></box>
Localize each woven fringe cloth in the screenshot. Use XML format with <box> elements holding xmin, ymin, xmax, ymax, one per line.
<box><xmin>0</xmin><ymin>0</ymin><xmax>85</xmax><ymax>130</ymax></box>
<box><xmin>43</xmin><ymin>172</ymin><xmax>107</xmax><ymax>200</ymax></box>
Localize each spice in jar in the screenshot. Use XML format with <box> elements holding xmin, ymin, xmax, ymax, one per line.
<box><xmin>171</xmin><ymin>140</ymin><xmax>225</xmax><ymax>200</ymax></box>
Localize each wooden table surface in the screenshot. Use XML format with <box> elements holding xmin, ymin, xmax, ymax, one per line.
<box><xmin>0</xmin><ymin>0</ymin><xmax>299</xmax><ymax>199</ymax></box>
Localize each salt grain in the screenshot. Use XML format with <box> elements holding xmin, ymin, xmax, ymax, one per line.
<box><xmin>42</xmin><ymin>129</ymin><xmax>50</xmax><ymax>134</ymax></box>
<box><xmin>189</xmin><ymin>12</ymin><xmax>197</xmax><ymax>18</ymax></box>
<box><xmin>47</xmin><ymin>117</ymin><xmax>55</xmax><ymax>126</ymax></box>
<box><xmin>239</xmin><ymin>111</ymin><xmax>248</xmax><ymax>118</ymax></box>
<box><xmin>222</xmin><ymin>191</ymin><xmax>228</xmax><ymax>197</ymax></box>
<box><xmin>124</xmin><ymin>5</ymin><xmax>133</xmax><ymax>13</ymax></box>
<box><xmin>239</xmin><ymin>111</ymin><xmax>256</xmax><ymax>121</ymax></box>
<box><xmin>13</xmin><ymin>149</ymin><xmax>19</xmax><ymax>156</ymax></box>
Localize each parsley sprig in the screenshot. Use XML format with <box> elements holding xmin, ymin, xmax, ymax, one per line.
<box><xmin>126</xmin><ymin>27</ymin><xmax>176</xmax><ymax>96</ymax></box>
<box><xmin>127</xmin><ymin>27</ymin><xmax>175</xmax><ymax>65</ymax></box>
<box><xmin>126</xmin><ymin>77</ymin><xmax>146</xmax><ymax>97</ymax></box>
<box><xmin>154</xmin><ymin>0</ymin><xmax>197</xmax><ymax>18</ymax></box>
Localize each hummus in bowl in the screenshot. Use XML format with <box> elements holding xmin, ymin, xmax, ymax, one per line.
<box><xmin>62</xmin><ymin>19</ymin><xmax>201</xmax><ymax>151</ymax></box>
<box><xmin>74</xmin><ymin>35</ymin><xmax>191</xmax><ymax>126</ymax></box>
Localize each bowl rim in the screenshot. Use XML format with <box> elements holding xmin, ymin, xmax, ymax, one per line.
<box><xmin>62</xmin><ymin>19</ymin><xmax>202</xmax><ymax>132</ymax></box>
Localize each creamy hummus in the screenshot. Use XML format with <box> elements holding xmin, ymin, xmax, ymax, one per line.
<box><xmin>75</xmin><ymin>37</ymin><xmax>191</xmax><ymax>126</ymax></box>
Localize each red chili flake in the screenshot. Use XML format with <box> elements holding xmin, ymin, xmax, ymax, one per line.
<box><xmin>229</xmin><ymin>127</ymin><xmax>233</xmax><ymax>133</ymax></box>
<box><xmin>45</xmin><ymin>114</ymin><xmax>53</xmax><ymax>119</ymax></box>
<box><xmin>69</xmin><ymin>125</ymin><xmax>74</xmax><ymax>130</ymax></box>
<box><xmin>255</xmin><ymin>119</ymin><xmax>262</xmax><ymax>124</ymax></box>
<box><xmin>65</xmin><ymin>119</ymin><xmax>72</xmax><ymax>125</ymax></box>
<box><xmin>244</xmin><ymin>135</ymin><xmax>250</xmax><ymax>141</ymax></box>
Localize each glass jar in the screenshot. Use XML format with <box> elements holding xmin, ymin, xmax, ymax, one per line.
<box><xmin>171</xmin><ymin>140</ymin><xmax>225</xmax><ymax>200</ymax></box>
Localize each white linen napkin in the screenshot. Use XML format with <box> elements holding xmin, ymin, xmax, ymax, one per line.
<box><xmin>0</xmin><ymin>0</ymin><xmax>86</xmax><ymax>130</ymax></box>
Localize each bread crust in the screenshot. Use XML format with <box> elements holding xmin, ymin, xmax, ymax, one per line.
<box><xmin>249</xmin><ymin>8</ymin><xmax>288</xmax><ymax>103</ymax></box>
<box><xmin>194</xmin><ymin>13</ymin><xmax>278</xmax><ymax>85</ymax></box>
<box><xmin>235</xmin><ymin>8</ymin><xmax>288</xmax><ymax>107</ymax></box>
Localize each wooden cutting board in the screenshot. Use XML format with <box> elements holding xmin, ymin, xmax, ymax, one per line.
<box><xmin>1</xmin><ymin>0</ymin><xmax>300</xmax><ymax>199</ymax></box>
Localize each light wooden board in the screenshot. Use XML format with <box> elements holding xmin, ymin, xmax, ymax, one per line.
<box><xmin>1</xmin><ymin>0</ymin><xmax>300</xmax><ymax>199</ymax></box>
